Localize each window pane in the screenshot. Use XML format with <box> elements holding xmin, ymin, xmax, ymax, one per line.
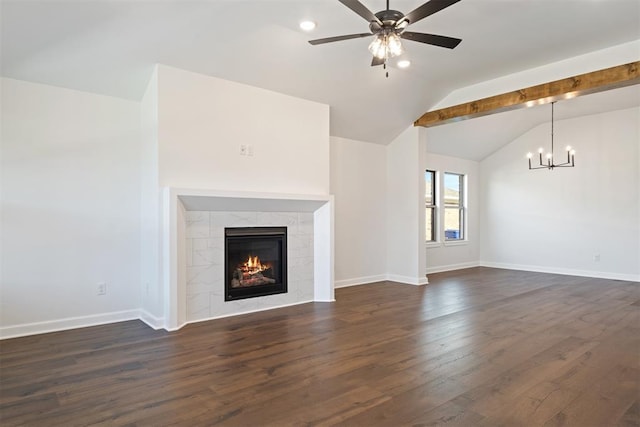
<box><xmin>426</xmin><ymin>207</ymin><xmax>434</xmax><ymax>241</ymax></box>
<box><xmin>425</xmin><ymin>170</ymin><xmax>434</xmax><ymax>205</ymax></box>
<box><xmin>444</xmin><ymin>207</ymin><xmax>462</xmax><ymax>240</ymax></box>
<box><xmin>444</xmin><ymin>173</ymin><xmax>461</xmax><ymax>207</ymax></box>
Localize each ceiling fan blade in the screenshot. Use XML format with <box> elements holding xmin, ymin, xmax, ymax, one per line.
<box><xmin>371</xmin><ymin>56</ymin><xmax>385</xmax><ymax>66</ymax></box>
<box><xmin>339</xmin><ymin>0</ymin><xmax>383</xmax><ymax>26</ymax></box>
<box><xmin>401</xmin><ymin>31</ymin><xmax>462</xmax><ymax>49</ymax></box>
<box><xmin>308</xmin><ymin>33</ymin><xmax>373</xmax><ymax>45</ymax></box>
<box><xmin>400</xmin><ymin>0</ymin><xmax>461</xmax><ymax>26</ymax></box>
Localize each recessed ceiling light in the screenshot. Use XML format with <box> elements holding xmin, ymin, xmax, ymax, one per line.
<box><xmin>397</xmin><ymin>60</ymin><xmax>411</xmax><ymax>69</ymax></box>
<box><xmin>299</xmin><ymin>21</ymin><xmax>316</xmax><ymax>31</ymax></box>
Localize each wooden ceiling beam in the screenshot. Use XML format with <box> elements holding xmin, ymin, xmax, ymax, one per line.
<box><xmin>414</xmin><ymin>61</ymin><xmax>640</xmax><ymax>128</ymax></box>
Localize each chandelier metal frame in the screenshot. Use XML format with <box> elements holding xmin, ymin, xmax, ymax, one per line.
<box><xmin>527</xmin><ymin>101</ymin><xmax>576</xmax><ymax>170</ymax></box>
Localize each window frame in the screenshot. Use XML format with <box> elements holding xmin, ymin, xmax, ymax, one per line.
<box><xmin>425</xmin><ymin>169</ymin><xmax>437</xmax><ymax>243</ymax></box>
<box><xmin>443</xmin><ymin>172</ymin><xmax>466</xmax><ymax>242</ymax></box>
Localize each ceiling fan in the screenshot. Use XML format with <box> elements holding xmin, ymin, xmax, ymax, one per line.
<box><xmin>309</xmin><ymin>0</ymin><xmax>462</xmax><ymax>69</ymax></box>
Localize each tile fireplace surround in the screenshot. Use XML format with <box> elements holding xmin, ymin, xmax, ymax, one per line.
<box><xmin>162</xmin><ymin>188</ymin><xmax>334</xmax><ymax>330</ymax></box>
<box><xmin>186</xmin><ymin>211</ymin><xmax>312</xmax><ymax>319</ymax></box>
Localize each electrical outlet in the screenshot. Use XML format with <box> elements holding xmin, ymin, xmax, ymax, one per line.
<box><xmin>247</xmin><ymin>145</ymin><xmax>254</xmax><ymax>156</ymax></box>
<box><xmin>240</xmin><ymin>144</ymin><xmax>247</xmax><ymax>156</ymax></box>
<box><xmin>593</xmin><ymin>254</ymin><xmax>601</xmax><ymax>262</ymax></box>
<box><xmin>97</xmin><ymin>282</ymin><xmax>107</xmax><ymax>295</ymax></box>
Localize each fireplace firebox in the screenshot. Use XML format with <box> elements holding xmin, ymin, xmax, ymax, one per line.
<box><xmin>224</xmin><ymin>227</ymin><xmax>287</xmax><ymax>301</ymax></box>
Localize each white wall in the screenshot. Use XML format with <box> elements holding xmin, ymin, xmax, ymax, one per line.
<box><xmin>424</xmin><ymin>152</ymin><xmax>480</xmax><ymax>273</ymax></box>
<box><xmin>157</xmin><ymin>65</ymin><xmax>330</xmax><ymax>195</ymax></box>
<box><xmin>0</xmin><ymin>78</ymin><xmax>142</xmax><ymax>337</ymax></box>
<box><xmin>480</xmin><ymin>107</ymin><xmax>640</xmax><ymax>281</ymax></box>
<box><xmin>330</xmin><ymin>136</ymin><xmax>387</xmax><ymax>287</ymax></box>
<box><xmin>386</xmin><ymin>126</ymin><xmax>427</xmax><ymax>285</ymax></box>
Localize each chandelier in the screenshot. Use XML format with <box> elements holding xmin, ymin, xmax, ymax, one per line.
<box><xmin>527</xmin><ymin>101</ymin><xmax>575</xmax><ymax>170</ymax></box>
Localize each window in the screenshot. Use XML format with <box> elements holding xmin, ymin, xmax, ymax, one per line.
<box><xmin>444</xmin><ymin>172</ymin><xmax>465</xmax><ymax>241</ymax></box>
<box><xmin>425</xmin><ymin>170</ymin><xmax>436</xmax><ymax>242</ymax></box>
<box><xmin>425</xmin><ymin>170</ymin><xmax>468</xmax><ymax>244</ymax></box>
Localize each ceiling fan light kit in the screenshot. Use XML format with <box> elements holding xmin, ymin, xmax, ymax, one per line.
<box><xmin>308</xmin><ymin>0</ymin><xmax>462</xmax><ymax>75</ymax></box>
<box><xmin>369</xmin><ymin>33</ymin><xmax>403</xmax><ymax>59</ymax></box>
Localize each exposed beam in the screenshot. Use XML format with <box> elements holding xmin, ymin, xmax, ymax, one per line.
<box><xmin>414</xmin><ymin>61</ymin><xmax>640</xmax><ymax>128</ymax></box>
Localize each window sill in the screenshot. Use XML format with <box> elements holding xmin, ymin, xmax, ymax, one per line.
<box><xmin>444</xmin><ymin>240</ymin><xmax>469</xmax><ymax>247</ymax></box>
<box><xmin>425</xmin><ymin>242</ymin><xmax>442</xmax><ymax>249</ymax></box>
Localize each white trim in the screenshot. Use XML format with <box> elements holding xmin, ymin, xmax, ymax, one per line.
<box><xmin>165</xmin><ymin>324</ymin><xmax>184</xmax><ymax>332</ymax></box>
<box><xmin>425</xmin><ymin>242</ymin><xmax>442</xmax><ymax>249</ymax></box>
<box><xmin>313</xmin><ymin>198</ymin><xmax>335</xmax><ymax>301</ymax></box>
<box><xmin>139</xmin><ymin>310</ymin><xmax>165</xmax><ymax>330</ymax></box>
<box><xmin>175</xmin><ymin>188</ymin><xmax>330</xmax><ymax>212</ymax></box>
<box><xmin>443</xmin><ymin>240</ymin><xmax>469</xmax><ymax>247</ymax></box>
<box><xmin>184</xmin><ymin>300</ymin><xmax>317</xmax><ymax>326</ymax></box>
<box><xmin>334</xmin><ymin>274</ymin><xmax>387</xmax><ymax>288</ymax></box>
<box><xmin>386</xmin><ymin>274</ymin><xmax>429</xmax><ymax>286</ymax></box>
<box><xmin>480</xmin><ymin>261</ymin><xmax>640</xmax><ymax>282</ymax></box>
<box><xmin>426</xmin><ymin>261</ymin><xmax>481</xmax><ymax>275</ymax></box>
<box><xmin>0</xmin><ymin>310</ymin><xmax>140</xmax><ymax>340</ymax></box>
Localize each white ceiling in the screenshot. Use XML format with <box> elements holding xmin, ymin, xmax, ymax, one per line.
<box><xmin>1</xmin><ymin>0</ymin><xmax>639</xmax><ymax>146</ymax></box>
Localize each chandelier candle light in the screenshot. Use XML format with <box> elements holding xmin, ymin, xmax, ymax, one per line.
<box><xmin>527</xmin><ymin>101</ymin><xmax>576</xmax><ymax>170</ymax></box>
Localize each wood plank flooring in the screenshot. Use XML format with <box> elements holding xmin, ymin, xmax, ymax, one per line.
<box><xmin>1</xmin><ymin>267</ymin><xmax>638</xmax><ymax>426</ymax></box>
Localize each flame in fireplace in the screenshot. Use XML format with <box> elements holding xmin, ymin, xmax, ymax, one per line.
<box><xmin>242</xmin><ymin>255</ymin><xmax>271</xmax><ymax>275</ymax></box>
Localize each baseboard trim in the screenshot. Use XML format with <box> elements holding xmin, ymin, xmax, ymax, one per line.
<box><xmin>334</xmin><ymin>274</ymin><xmax>387</xmax><ymax>288</ymax></box>
<box><xmin>138</xmin><ymin>310</ymin><xmax>165</xmax><ymax>330</ymax></box>
<box><xmin>335</xmin><ymin>274</ymin><xmax>432</xmax><ymax>288</ymax></box>
<box><xmin>1</xmin><ymin>299</ymin><xmax>330</xmax><ymax>339</ymax></box>
<box><xmin>386</xmin><ymin>274</ymin><xmax>428</xmax><ymax>286</ymax></box>
<box><xmin>426</xmin><ymin>261</ymin><xmax>481</xmax><ymax>275</ymax></box>
<box><xmin>0</xmin><ymin>309</ymin><xmax>140</xmax><ymax>340</ymax></box>
<box><xmin>480</xmin><ymin>261</ymin><xmax>640</xmax><ymax>282</ymax></box>
<box><xmin>9</xmin><ymin>261</ymin><xmax>632</xmax><ymax>340</ymax></box>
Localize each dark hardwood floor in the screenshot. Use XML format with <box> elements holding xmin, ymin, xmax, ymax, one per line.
<box><xmin>1</xmin><ymin>267</ymin><xmax>638</xmax><ymax>426</ymax></box>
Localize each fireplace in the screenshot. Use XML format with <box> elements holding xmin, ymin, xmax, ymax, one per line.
<box><xmin>224</xmin><ymin>227</ymin><xmax>287</xmax><ymax>301</ymax></box>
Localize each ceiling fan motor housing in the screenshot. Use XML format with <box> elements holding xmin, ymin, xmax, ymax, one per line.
<box><xmin>369</xmin><ymin>10</ymin><xmax>405</xmax><ymax>33</ymax></box>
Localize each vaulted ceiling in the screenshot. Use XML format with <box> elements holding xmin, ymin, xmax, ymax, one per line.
<box><xmin>2</xmin><ymin>0</ymin><xmax>639</xmax><ymax>147</ymax></box>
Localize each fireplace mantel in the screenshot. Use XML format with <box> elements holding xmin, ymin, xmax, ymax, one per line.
<box><xmin>178</xmin><ymin>189</ymin><xmax>329</xmax><ymax>213</ymax></box>
<box><xmin>161</xmin><ymin>187</ymin><xmax>334</xmax><ymax>330</ymax></box>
